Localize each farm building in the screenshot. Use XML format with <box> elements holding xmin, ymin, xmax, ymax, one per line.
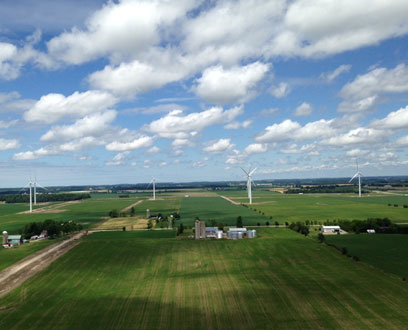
<box><xmin>321</xmin><ymin>225</ymin><xmax>341</xmax><ymax>233</ymax></box>
<box><xmin>227</xmin><ymin>228</ymin><xmax>257</xmax><ymax>239</ymax></box>
<box><xmin>367</xmin><ymin>229</ymin><xmax>376</xmax><ymax>234</ymax></box>
<box><xmin>205</xmin><ymin>227</ymin><xmax>223</xmax><ymax>239</ymax></box>
<box><xmin>4</xmin><ymin>234</ymin><xmax>24</xmax><ymax>246</ymax></box>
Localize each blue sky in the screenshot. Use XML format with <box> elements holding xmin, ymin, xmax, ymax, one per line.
<box><xmin>1</xmin><ymin>0</ymin><xmax>408</xmax><ymax>187</ymax></box>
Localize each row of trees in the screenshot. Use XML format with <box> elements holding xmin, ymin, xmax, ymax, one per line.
<box><xmin>285</xmin><ymin>186</ymin><xmax>367</xmax><ymax>194</ymax></box>
<box><xmin>324</xmin><ymin>218</ymin><xmax>408</xmax><ymax>234</ymax></box>
<box><xmin>21</xmin><ymin>219</ymin><xmax>82</xmax><ymax>239</ymax></box>
<box><xmin>0</xmin><ymin>193</ymin><xmax>91</xmax><ymax>204</ymax></box>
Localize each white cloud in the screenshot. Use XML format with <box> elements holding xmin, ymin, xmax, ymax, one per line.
<box><xmin>193</xmin><ymin>62</ymin><xmax>269</xmax><ymax>104</ymax></box>
<box><xmin>346</xmin><ymin>148</ymin><xmax>370</xmax><ymax>157</ymax></box>
<box><xmin>244</xmin><ymin>143</ymin><xmax>268</xmax><ymax>155</ymax></box>
<box><xmin>321</xmin><ymin>64</ymin><xmax>351</xmax><ymax>82</ymax></box>
<box><xmin>172</xmin><ymin>138</ymin><xmax>194</xmax><ymax>148</ymax></box>
<box><xmin>338</xmin><ymin>64</ymin><xmax>408</xmax><ymax>113</ymax></box>
<box><xmin>106</xmin><ymin>136</ymin><xmax>153</xmax><ymax>152</ymax></box>
<box><xmin>147</xmin><ymin>146</ymin><xmax>161</xmax><ymax>154</ymax></box>
<box><xmin>270</xmin><ymin>82</ymin><xmax>290</xmax><ymax>98</ymax></box>
<box><xmin>370</xmin><ymin>105</ymin><xmax>408</xmax><ymax>130</ymax></box>
<box><xmin>0</xmin><ymin>119</ymin><xmax>18</xmax><ymax>128</ymax></box>
<box><xmin>294</xmin><ymin>102</ymin><xmax>313</xmax><ymax>116</ymax></box>
<box><xmin>106</xmin><ymin>152</ymin><xmax>129</xmax><ymax>166</ymax></box>
<box><xmin>0</xmin><ymin>138</ymin><xmax>20</xmax><ymax>150</ymax></box>
<box><xmin>203</xmin><ymin>138</ymin><xmax>234</xmax><ymax>154</ymax></box>
<box><xmin>147</xmin><ymin>106</ymin><xmax>243</xmax><ymax>139</ymax></box>
<box><xmin>24</xmin><ymin>90</ymin><xmax>117</xmax><ymax>124</ymax></box>
<box><xmin>13</xmin><ymin>146</ymin><xmax>60</xmax><ymax>160</ymax></box>
<box><xmin>295</xmin><ymin>119</ymin><xmax>336</xmax><ymax>140</ymax></box>
<box><xmin>322</xmin><ymin>127</ymin><xmax>388</xmax><ymax>146</ymax></box>
<box><xmin>41</xmin><ymin>111</ymin><xmax>117</xmax><ymax>142</ymax></box>
<box><xmin>256</xmin><ymin>119</ymin><xmax>301</xmax><ymax>143</ymax></box>
<box><xmin>224</xmin><ymin>120</ymin><xmax>252</xmax><ymax>130</ymax></box>
<box><xmin>396</xmin><ymin>135</ymin><xmax>408</xmax><ymax>146</ymax></box>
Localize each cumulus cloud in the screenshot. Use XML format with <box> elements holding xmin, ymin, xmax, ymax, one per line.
<box><xmin>294</xmin><ymin>102</ymin><xmax>313</xmax><ymax>116</ymax></box>
<box><xmin>256</xmin><ymin>119</ymin><xmax>301</xmax><ymax>143</ymax></box>
<box><xmin>193</xmin><ymin>62</ymin><xmax>269</xmax><ymax>104</ymax></box>
<box><xmin>338</xmin><ymin>64</ymin><xmax>408</xmax><ymax>113</ymax></box>
<box><xmin>0</xmin><ymin>119</ymin><xmax>18</xmax><ymax>128</ymax></box>
<box><xmin>0</xmin><ymin>138</ymin><xmax>20</xmax><ymax>150</ymax></box>
<box><xmin>370</xmin><ymin>105</ymin><xmax>408</xmax><ymax>130</ymax></box>
<box><xmin>146</xmin><ymin>146</ymin><xmax>161</xmax><ymax>154</ymax></box>
<box><xmin>106</xmin><ymin>136</ymin><xmax>153</xmax><ymax>152</ymax></box>
<box><xmin>244</xmin><ymin>143</ymin><xmax>268</xmax><ymax>155</ymax></box>
<box><xmin>106</xmin><ymin>152</ymin><xmax>129</xmax><ymax>166</ymax></box>
<box><xmin>322</xmin><ymin>127</ymin><xmax>388</xmax><ymax>146</ymax></box>
<box><xmin>270</xmin><ymin>82</ymin><xmax>290</xmax><ymax>98</ymax></box>
<box><xmin>224</xmin><ymin>120</ymin><xmax>252</xmax><ymax>130</ymax></box>
<box><xmin>41</xmin><ymin>110</ymin><xmax>117</xmax><ymax>142</ymax></box>
<box><xmin>147</xmin><ymin>106</ymin><xmax>243</xmax><ymax>139</ymax></box>
<box><xmin>24</xmin><ymin>90</ymin><xmax>117</xmax><ymax>124</ymax></box>
<box><xmin>203</xmin><ymin>138</ymin><xmax>234</xmax><ymax>154</ymax></box>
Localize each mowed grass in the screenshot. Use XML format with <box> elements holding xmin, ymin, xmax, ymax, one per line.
<box><xmin>180</xmin><ymin>196</ymin><xmax>268</xmax><ymax>226</ymax></box>
<box><xmin>325</xmin><ymin>234</ymin><xmax>408</xmax><ymax>279</ymax></box>
<box><xmin>218</xmin><ymin>190</ymin><xmax>408</xmax><ymax>223</ymax></box>
<box><xmin>0</xmin><ymin>239</ymin><xmax>57</xmax><ymax>271</ymax></box>
<box><xmin>1</xmin><ymin>229</ymin><xmax>408</xmax><ymax>329</ymax></box>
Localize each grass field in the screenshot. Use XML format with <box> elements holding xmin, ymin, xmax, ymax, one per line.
<box><xmin>218</xmin><ymin>190</ymin><xmax>408</xmax><ymax>223</ymax></box>
<box><xmin>180</xmin><ymin>196</ymin><xmax>269</xmax><ymax>226</ymax></box>
<box><xmin>0</xmin><ymin>229</ymin><xmax>407</xmax><ymax>329</ymax></box>
<box><xmin>325</xmin><ymin>234</ymin><xmax>408</xmax><ymax>279</ymax></box>
<box><xmin>0</xmin><ymin>239</ymin><xmax>57</xmax><ymax>271</ymax></box>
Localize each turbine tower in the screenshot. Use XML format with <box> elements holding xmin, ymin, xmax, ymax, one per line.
<box><xmin>349</xmin><ymin>163</ymin><xmax>363</xmax><ymax>197</ymax></box>
<box><xmin>152</xmin><ymin>178</ymin><xmax>156</xmax><ymax>201</ymax></box>
<box><xmin>34</xmin><ymin>176</ymin><xmax>37</xmax><ymax>205</ymax></box>
<box><xmin>241</xmin><ymin>167</ymin><xmax>257</xmax><ymax>204</ymax></box>
<box><xmin>29</xmin><ymin>179</ymin><xmax>33</xmax><ymax>213</ymax></box>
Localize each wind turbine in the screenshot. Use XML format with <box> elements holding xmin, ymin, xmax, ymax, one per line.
<box><xmin>33</xmin><ymin>176</ymin><xmax>47</xmax><ymax>205</ymax></box>
<box><xmin>241</xmin><ymin>167</ymin><xmax>257</xmax><ymax>204</ymax></box>
<box><xmin>147</xmin><ymin>178</ymin><xmax>156</xmax><ymax>200</ymax></box>
<box><xmin>349</xmin><ymin>162</ymin><xmax>363</xmax><ymax>197</ymax></box>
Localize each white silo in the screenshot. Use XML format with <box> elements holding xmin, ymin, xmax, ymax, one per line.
<box><xmin>2</xmin><ymin>231</ymin><xmax>8</xmax><ymax>245</ymax></box>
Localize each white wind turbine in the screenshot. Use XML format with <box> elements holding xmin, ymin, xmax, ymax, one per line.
<box><xmin>21</xmin><ymin>178</ymin><xmax>33</xmax><ymax>213</ymax></box>
<box><xmin>349</xmin><ymin>162</ymin><xmax>363</xmax><ymax>197</ymax></box>
<box><xmin>147</xmin><ymin>178</ymin><xmax>156</xmax><ymax>200</ymax></box>
<box><xmin>33</xmin><ymin>176</ymin><xmax>47</xmax><ymax>205</ymax></box>
<box><xmin>241</xmin><ymin>167</ymin><xmax>257</xmax><ymax>204</ymax></box>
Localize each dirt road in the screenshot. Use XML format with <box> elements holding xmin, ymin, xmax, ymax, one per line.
<box><xmin>219</xmin><ymin>195</ymin><xmax>240</xmax><ymax>205</ymax></box>
<box><xmin>121</xmin><ymin>200</ymin><xmax>143</xmax><ymax>213</ymax></box>
<box><xmin>0</xmin><ymin>232</ymin><xmax>85</xmax><ymax>298</ymax></box>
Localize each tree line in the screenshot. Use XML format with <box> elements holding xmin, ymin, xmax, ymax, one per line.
<box><xmin>0</xmin><ymin>193</ymin><xmax>91</xmax><ymax>204</ymax></box>
<box><xmin>21</xmin><ymin>219</ymin><xmax>83</xmax><ymax>239</ymax></box>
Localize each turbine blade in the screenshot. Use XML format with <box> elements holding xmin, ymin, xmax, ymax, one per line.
<box><xmin>249</xmin><ymin>167</ymin><xmax>257</xmax><ymax>176</ymax></box>
<box><xmin>349</xmin><ymin>172</ymin><xmax>358</xmax><ymax>182</ymax></box>
<box><xmin>240</xmin><ymin>167</ymin><xmax>249</xmax><ymax>176</ymax></box>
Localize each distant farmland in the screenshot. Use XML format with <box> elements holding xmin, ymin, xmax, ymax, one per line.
<box><xmin>218</xmin><ymin>190</ymin><xmax>408</xmax><ymax>223</ymax></box>
<box><xmin>180</xmin><ymin>196</ymin><xmax>268</xmax><ymax>226</ymax></box>
<box><xmin>1</xmin><ymin>229</ymin><xmax>407</xmax><ymax>329</ymax></box>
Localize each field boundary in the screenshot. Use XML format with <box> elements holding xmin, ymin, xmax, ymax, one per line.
<box><xmin>0</xmin><ymin>232</ymin><xmax>85</xmax><ymax>298</ymax></box>
<box><xmin>219</xmin><ymin>195</ymin><xmax>240</xmax><ymax>205</ymax></box>
<box><xmin>121</xmin><ymin>200</ymin><xmax>143</xmax><ymax>213</ymax></box>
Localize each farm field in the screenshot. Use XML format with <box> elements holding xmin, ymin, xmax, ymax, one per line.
<box><xmin>325</xmin><ymin>234</ymin><xmax>408</xmax><ymax>279</ymax></box>
<box><xmin>217</xmin><ymin>190</ymin><xmax>408</xmax><ymax>223</ymax></box>
<box><xmin>0</xmin><ymin>197</ymin><xmax>144</xmax><ymax>233</ymax></box>
<box><xmin>180</xmin><ymin>196</ymin><xmax>268</xmax><ymax>226</ymax></box>
<box><xmin>0</xmin><ymin>239</ymin><xmax>57</xmax><ymax>271</ymax></box>
<box><xmin>1</xmin><ymin>229</ymin><xmax>408</xmax><ymax>329</ymax></box>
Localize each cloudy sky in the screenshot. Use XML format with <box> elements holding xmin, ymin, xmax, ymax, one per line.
<box><xmin>1</xmin><ymin>0</ymin><xmax>408</xmax><ymax>187</ymax></box>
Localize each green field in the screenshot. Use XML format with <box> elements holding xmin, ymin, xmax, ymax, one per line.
<box><xmin>180</xmin><ymin>196</ymin><xmax>269</xmax><ymax>226</ymax></box>
<box><xmin>325</xmin><ymin>234</ymin><xmax>408</xmax><ymax>279</ymax></box>
<box><xmin>218</xmin><ymin>191</ymin><xmax>408</xmax><ymax>223</ymax></box>
<box><xmin>0</xmin><ymin>239</ymin><xmax>57</xmax><ymax>271</ymax></box>
<box><xmin>1</xmin><ymin>229</ymin><xmax>407</xmax><ymax>329</ymax></box>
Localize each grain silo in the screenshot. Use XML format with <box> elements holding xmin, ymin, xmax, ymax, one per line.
<box><xmin>2</xmin><ymin>231</ymin><xmax>7</xmax><ymax>245</ymax></box>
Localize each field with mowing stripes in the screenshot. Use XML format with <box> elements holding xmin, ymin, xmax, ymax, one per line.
<box><xmin>325</xmin><ymin>234</ymin><xmax>408</xmax><ymax>279</ymax></box>
<box><xmin>217</xmin><ymin>191</ymin><xmax>408</xmax><ymax>223</ymax></box>
<box><xmin>1</xmin><ymin>229</ymin><xmax>408</xmax><ymax>329</ymax></box>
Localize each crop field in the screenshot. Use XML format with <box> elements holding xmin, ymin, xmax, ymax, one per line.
<box><xmin>0</xmin><ymin>197</ymin><xmax>144</xmax><ymax>233</ymax></box>
<box><xmin>325</xmin><ymin>234</ymin><xmax>408</xmax><ymax>279</ymax></box>
<box><xmin>180</xmin><ymin>196</ymin><xmax>269</xmax><ymax>226</ymax></box>
<box><xmin>217</xmin><ymin>190</ymin><xmax>408</xmax><ymax>223</ymax></box>
<box><xmin>0</xmin><ymin>239</ymin><xmax>57</xmax><ymax>271</ymax></box>
<box><xmin>0</xmin><ymin>229</ymin><xmax>408</xmax><ymax>329</ymax></box>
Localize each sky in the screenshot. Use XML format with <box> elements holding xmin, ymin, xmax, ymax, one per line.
<box><xmin>1</xmin><ymin>0</ymin><xmax>408</xmax><ymax>187</ymax></box>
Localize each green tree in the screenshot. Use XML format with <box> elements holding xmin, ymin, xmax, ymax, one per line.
<box><xmin>236</xmin><ymin>216</ymin><xmax>243</xmax><ymax>228</ymax></box>
<box><xmin>130</xmin><ymin>207</ymin><xmax>135</xmax><ymax>216</ymax></box>
<box><xmin>317</xmin><ymin>233</ymin><xmax>325</xmax><ymax>243</ymax></box>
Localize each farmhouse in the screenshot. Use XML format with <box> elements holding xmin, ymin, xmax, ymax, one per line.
<box><xmin>205</xmin><ymin>227</ymin><xmax>223</xmax><ymax>239</ymax></box>
<box><xmin>321</xmin><ymin>225</ymin><xmax>341</xmax><ymax>233</ymax></box>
